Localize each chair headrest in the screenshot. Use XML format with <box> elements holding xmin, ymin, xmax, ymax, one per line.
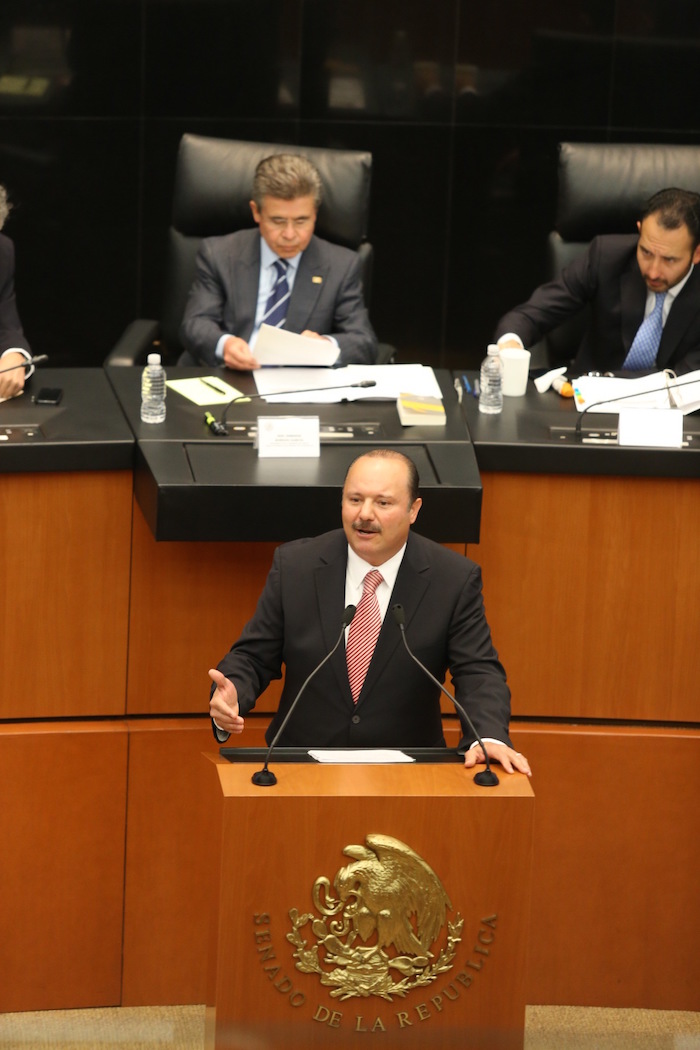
<box><xmin>557</xmin><ymin>141</ymin><xmax>700</xmax><ymax>240</ymax></box>
<box><xmin>171</xmin><ymin>134</ymin><xmax>372</xmax><ymax>249</ymax></box>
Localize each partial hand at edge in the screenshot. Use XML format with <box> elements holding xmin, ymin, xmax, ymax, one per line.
<box><xmin>463</xmin><ymin>742</ymin><xmax>532</xmax><ymax>777</ymax></box>
<box><xmin>208</xmin><ymin>668</ymin><xmax>245</xmax><ymax>735</ymax></box>
<box><xmin>0</xmin><ymin>352</ymin><xmax>27</xmax><ymax>398</ymax></box>
<box><xmin>222</xmin><ymin>336</ymin><xmax>259</xmax><ymax>371</ymax></box>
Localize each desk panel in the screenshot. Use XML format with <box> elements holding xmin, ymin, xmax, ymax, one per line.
<box><xmin>0</xmin><ymin>723</ymin><xmax>128</xmax><ymax>1012</ymax></box>
<box><xmin>513</xmin><ymin>723</ymin><xmax>700</xmax><ymax>1011</ymax></box>
<box><xmin>108</xmin><ymin>367</ymin><xmax>482</xmax><ymax>542</ymax></box>
<box><xmin>469</xmin><ymin>471</ymin><xmax>700</xmax><ymax>722</ymax></box>
<box><xmin>0</xmin><ymin>469</ymin><xmax>132</xmax><ymax>718</ymax></box>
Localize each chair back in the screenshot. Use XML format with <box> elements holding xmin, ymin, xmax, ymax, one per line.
<box><xmin>161</xmin><ymin>134</ymin><xmax>373</xmax><ymax>359</ymax></box>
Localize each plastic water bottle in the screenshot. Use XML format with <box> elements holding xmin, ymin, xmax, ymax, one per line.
<box><xmin>478</xmin><ymin>344</ymin><xmax>503</xmax><ymax>415</ymax></box>
<box><xmin>140</xmin><ymin>352</ymin><xmax>166</xmax><ymax>423</ymax></box>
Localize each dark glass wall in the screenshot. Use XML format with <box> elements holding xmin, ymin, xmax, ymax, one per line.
<box><xmin>0</xmin><ymin>0</ymin><xmax>699</xmax><ymax>370</ymax></box>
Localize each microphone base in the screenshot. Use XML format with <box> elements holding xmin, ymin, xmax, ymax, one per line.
<box><xmin>251</xmin><ymin>768</ymin><xmax>277</xmax><ymax>787</ymax></box>
<box><xmin>473</xmin><ymin>769</ymin><xmax>500</xmax><ymax>787</ymax></box>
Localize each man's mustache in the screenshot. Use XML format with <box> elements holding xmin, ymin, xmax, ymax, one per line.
<box><xmin>352</xmin><ymin>521</ymin><xmax>381</xmax><ymax>534</ymax></box>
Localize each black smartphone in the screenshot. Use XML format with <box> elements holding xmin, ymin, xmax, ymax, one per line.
<box><xmin>35</xmin><ymin>387</ymin><xmax>63</xmax><ymax>405</ymax></box>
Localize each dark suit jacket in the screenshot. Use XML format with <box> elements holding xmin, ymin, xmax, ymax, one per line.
<box><xmin>495</xmin><ymin>234</ymin><xmax>700</xmax><ymax>374</ymax></box>
<box><xmin>0</xmin><ymin>234</ymin><xmax>30</xmax><ymax>355</ymax></box>
<box><xmin>214</xmin><ymin>529</ymin><xmax>511</xmax><ymax>751</ymax></box>
<box><xmin>180</xmin><ymin>229</ymin><xmax>377</xmax><ymax>367</ymax></box>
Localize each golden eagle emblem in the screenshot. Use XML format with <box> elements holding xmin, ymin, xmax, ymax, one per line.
<box><xmin>287</xmin><ymin>834</ymin><xmax>463</xmax><ymax>1000</ymax></box>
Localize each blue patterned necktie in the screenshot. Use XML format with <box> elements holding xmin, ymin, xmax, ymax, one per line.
<box><xmin>623</xmin><ymin>292</ymin><xmax>667</xmax><ymax>370</ymax></box>
<box><xmin>261</xmin><ymin>259</ymin><xmax>291</xmax><ymax>329</ymax></box>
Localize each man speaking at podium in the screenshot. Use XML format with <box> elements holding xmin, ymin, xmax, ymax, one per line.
<box><xmin>209</xmin><ymin>449</ymin><xmax>530</xmax><ymax>777</ymax></box>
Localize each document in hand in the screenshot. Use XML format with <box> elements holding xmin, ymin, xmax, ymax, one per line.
<box><xmin>572</xmin><ymin>370</ymin><xmax>700</xmax><ymax>415</ymax></box>
<box><xmin>255</xmin><ymin>324</ymin><xmax>339</xmax><ymax>366</ymax></box>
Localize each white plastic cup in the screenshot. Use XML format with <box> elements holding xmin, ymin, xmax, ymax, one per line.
<box><xmin>500</xmin><ymin>347</ymin><xmax>531</xmax><ymax>396</ymax></box>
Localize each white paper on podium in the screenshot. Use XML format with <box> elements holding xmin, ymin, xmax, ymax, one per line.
<box><xmin>253</xmin><ymin>364</ymin><xmax>442</xmax><ymax>404</ymax></box>
<box><xmin>255</xmin><ymin>324</ymin><xmax>339</xmax><ymax>366</ymax></box>
<box><xmin>308</xmin><ymin>749</ymin><xmax>416</xmax><ymax>764</ymax></box>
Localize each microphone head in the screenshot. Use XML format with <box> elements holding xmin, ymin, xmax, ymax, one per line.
<box><xmin>392</xmin><ymin>603</ymin><xmax>405</xmax><ymax>627</ymax></box>
<box><xmin>353</xmin><ymin>379</ymin><xmax>377</xmax><ymax>388</ymax></box>
<box><xmin>343</xmin><ymin>604</ymin><xmax>357</xmax><ymax>627</ymax></box>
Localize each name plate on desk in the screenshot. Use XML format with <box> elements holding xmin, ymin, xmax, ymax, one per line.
<box><xmin>257</xmin><ymin>415</ymin><xmax>320</xmax><ymax>458</ymax></box>
<box><xmin>618</xmin><ymin>408</ymin><xmax>684</xmax><ymax>449</ymax></box>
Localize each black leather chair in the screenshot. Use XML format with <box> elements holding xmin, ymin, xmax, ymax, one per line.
<box><xmin>532</xmin><ymin>141</ymin><xmax>700</xmax><ymax>367</ymax></box>
<box><xmin>105</xmin><ymin>134</ymin><xmax>393</xmax><ymax>366</ymax></box>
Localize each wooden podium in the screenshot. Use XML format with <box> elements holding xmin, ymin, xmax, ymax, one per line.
<box><xmin>206</xmin><ymin>753</ymin><xmax>534</xmax><ymax>1050</ymax></box>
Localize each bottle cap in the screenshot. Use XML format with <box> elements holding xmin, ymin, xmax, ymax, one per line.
<box><xmin>147</xmin><ymin>353</ymin><xmax>161</xmax><ymax>365</ymax></box>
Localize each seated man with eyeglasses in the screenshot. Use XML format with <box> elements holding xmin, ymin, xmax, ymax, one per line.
<box><xmin>180</xmin><ymin>152</ymin><xmax>378</xmax><ymax>370</ymax></box>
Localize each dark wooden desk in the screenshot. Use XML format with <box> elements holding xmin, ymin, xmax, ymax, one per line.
<box><xmin>106</xmin><ymin>366</ymin><xmax>482</xmax><ymax>542</ymax></box>
<box><xmin>0</xmin><ymin>367</ymin><xmax>133</xmax><ymax>472</ymax></box>
<box><xmin>460</xmin><ymin>373</ymin><xmax>700</xmax><ymax>477</ymax></box>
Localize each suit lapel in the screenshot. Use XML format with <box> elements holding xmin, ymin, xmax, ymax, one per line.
<box><xmin>657</xmin><ymin>266</ymin><xmax>700</xmax><ymax>367</ymax></box>
<box><xmin>231</xmin><ymin>232</ymin><xmax>261</xmax><ymax>341</ymax></box>
<box><xmin>285</xmin><ymin>237</ymin><xmax>328</xmax><ymax>332</ymax></box>
<box><xmin>313</xmin><ymin>535</ymin><xmax>354</xmax><ymax>704</ymax></box>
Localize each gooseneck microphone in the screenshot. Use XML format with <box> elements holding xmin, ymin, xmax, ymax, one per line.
<box><xmin>392</xmin><ymin>603</ymin><xmax>499</xmax><ymax>787</ymax></box>
<box><xmin>215</xmin><ymin>379</ymin><xmax>377</xmax><ymax>431</ymax></box>
<box><xmin>574</xmin><ymin>371</ymin><xmax>700</xmax><ymax>440</ymax></box>
<box><xmin>0</xmin><ymin>353</ymin><xmax>49</xmax><ymax>375</ymax></box>
<box><xmin>251</xmin><ymin>604</ymin><xmax>357</xmax><ymax>787</ymax></box>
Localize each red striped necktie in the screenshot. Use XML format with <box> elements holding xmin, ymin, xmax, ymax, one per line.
<box><xmin>346</xmin><ymin>569</ymin><xmax>383</xmax><ymax>703</ymax></box>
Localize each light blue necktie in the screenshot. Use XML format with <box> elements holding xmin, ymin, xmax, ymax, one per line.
<box><xmin>623</xmin><ymin>292</ymin><xmax>667</xmax><ymax>370</ymax></box>
<box><xmin>261</xmin><ymin>259</ymin><xmax>290</xmax><ymax>329</ymax></box>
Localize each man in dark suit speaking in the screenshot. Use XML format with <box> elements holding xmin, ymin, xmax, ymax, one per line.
<box><xmin>495</xmin><ymin>187</ymin><xmax>700</xmax><ymax>375</ymax></box>
<box><xmin>209</xmin><ymin>449</ymin><xmax>531</xmax><ymax>777</ymax></box>
<box><xmin>180</xmin><ymin>152</ymin><xmax>378</xmax><ymax>369</ymax></box>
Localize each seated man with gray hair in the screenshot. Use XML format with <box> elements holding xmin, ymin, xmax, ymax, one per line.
<box><xmin>180</xmin><ymin>152</ymin><xmax>378</xmax><ymax>369</ymax></box>
<box><xmin>0</xmin><ymin>185</ymin><xmax>33</xmax><ymax>399</ymax></box>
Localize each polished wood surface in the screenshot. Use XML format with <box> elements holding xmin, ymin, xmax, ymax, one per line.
<box><xmin>468</xmin><ymin>471</ymin><xmax>700</xmax><ymax>722</ymax></box>
<box><xmin>209</xmin><ymin>759</ymin><xmax>533</xmax><ymax>1049</ymax></box>
<box><xmin>0</xmin><ymin>723</ymin><xmax>128</xmax><ymax>1012</ymax></box>
<box><xmin>126</xmin><ymin>501</ymin><xmax>283</xmax><ymax>715</ymax></box>
<box><xmin>514</xmin><ymin>723</ymin><xmax>700</xmax><ymax>1011</ymax></box>
<box><xmin>0</xmin><ymin>471</ymin><xmax>132</xmax><ymax>718</ymax></box>
<box><xmin>121</xmin><ymin>721</ymin><xmax>219</xmax><ymax>1006</ymax></box>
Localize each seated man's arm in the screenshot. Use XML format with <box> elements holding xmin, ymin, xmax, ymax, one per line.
<box><xmin>181</xmin><ymin>241</ymin><xmax>254</xmax><ymax>368</ymax></box>
<box><xmin>494</xmin><ymin>237</ymin><xmax>601</xmax><ymax>349</ymax></box>
<box><xmin>326</xmin><ymin>252</ymin><xmax>378</xmax><ymax>366</ymax></box>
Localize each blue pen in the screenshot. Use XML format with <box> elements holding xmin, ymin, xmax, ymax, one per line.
<box><xmin>461</xmin><ymin>374</ymin><xmax>472</xmax><ymax>394</ymax></box>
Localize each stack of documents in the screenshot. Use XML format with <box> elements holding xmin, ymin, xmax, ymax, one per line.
<box><xmin>396</xmin><ymin>392</ymin><xmax>446</xmax><ymax>426</ymax></box>
<box><xmin>573</xmin><ymin>370</ymin><xmax>700</xmax><ymax>415</ymax></box>
<box><xmin>253</xmin><ymin>364</ymin><xmax>442</xmax><ymax>404</ymax></box>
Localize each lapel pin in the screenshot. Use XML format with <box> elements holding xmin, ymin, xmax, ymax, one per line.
<box><xmin>312</xmin><ymin>275</ymin><xmax>323</xmax><ymax>284</ymax></box>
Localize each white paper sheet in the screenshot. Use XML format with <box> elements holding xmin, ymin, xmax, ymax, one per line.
<box><xmin>308</xmin><ymin>749</ymin><xmax>416</xmax><ymax>764</ymax></box>
<box><xmin>572</xmin><ymin>370</ymin><xmax>700</xmax><ymax>415</ymax></box>
<box><xmin>253</xmin><ymin>364</ymin><xmax>442</xmax><ymax>404</ymax></box>
<box><xmin>255</xmin><ymin>324</ymin><xmax>340</xmax><ymax>366</ymax></box>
